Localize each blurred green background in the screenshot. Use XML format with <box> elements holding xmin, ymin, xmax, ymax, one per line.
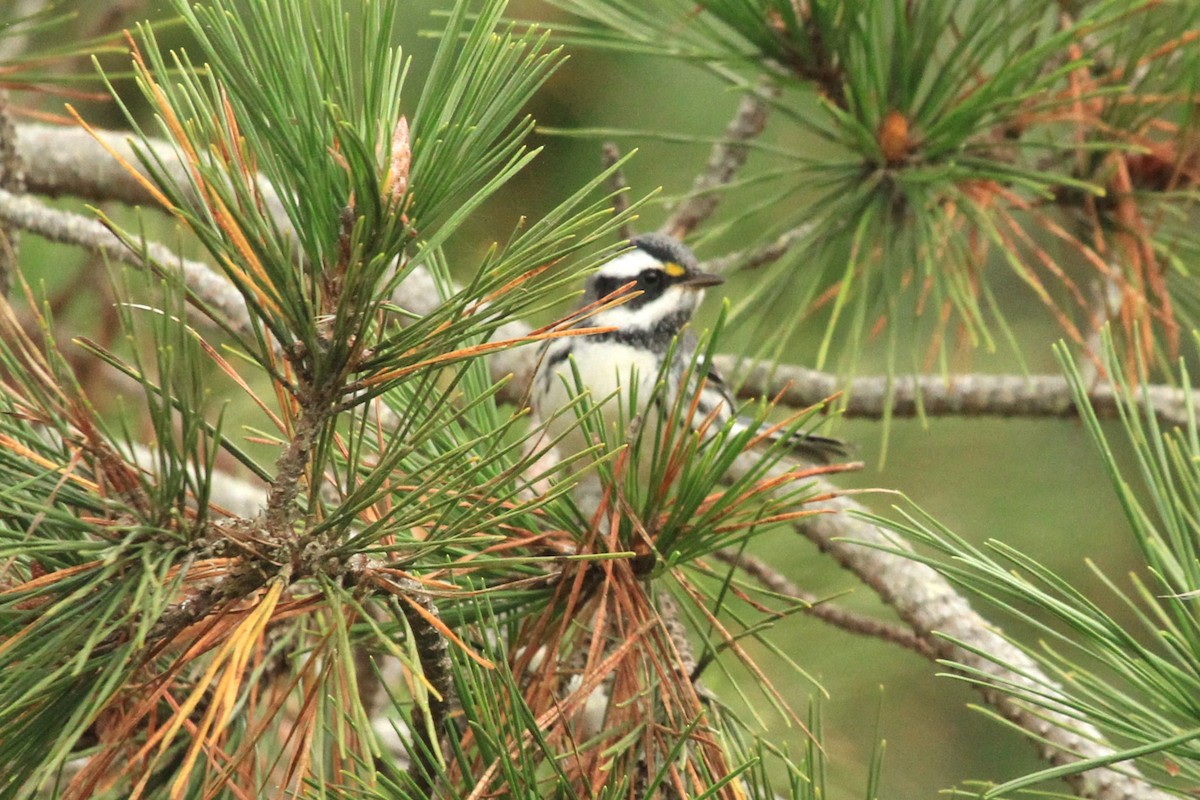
<box><xmin>9</xmin><ymin>0</ymin><xmax>1150</xmax><ymax>796</ymax></box>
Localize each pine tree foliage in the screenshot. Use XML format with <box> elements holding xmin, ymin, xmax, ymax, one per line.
<box><xmin>4</xmin><ymin>0</ymin><xmax>1200</xmax><ymax>798</ymax></box>
<box><xmin>0</xmin><ymin>1</ymin><xmax>845</xmax><ymax>797</ymax></box>
<box><xmin>544</xmin><ymin>0</ymin><xmax>1200</xmax><ymax>378</ymax></box>
<box><xmin>874</xmin><ymin>335</ymin><xmax>1200</xmax><ymax>797</ymax></box>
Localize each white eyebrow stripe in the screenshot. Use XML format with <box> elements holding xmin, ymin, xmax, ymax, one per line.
<box><xmin>593</xmin><ymin>249</ymin><xmax>660</xmax><ymax>281</ymax></box>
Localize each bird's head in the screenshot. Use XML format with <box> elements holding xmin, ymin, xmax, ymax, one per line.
<box><xmin>583</xmin><ymin>233</ymin><xmax>723</xmax><ymax>332</ymax></box>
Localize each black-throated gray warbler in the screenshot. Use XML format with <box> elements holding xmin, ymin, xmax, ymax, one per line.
<box><xmin>533</xmin><ymin>233</ymin><xmax>845</xmax><ymax>487</ymax></box>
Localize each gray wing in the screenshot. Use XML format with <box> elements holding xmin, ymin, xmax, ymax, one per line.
<box><xmin>685</xmin><ymin>335</ymin><xmax>848</xmax><ymax>463</ymax></box>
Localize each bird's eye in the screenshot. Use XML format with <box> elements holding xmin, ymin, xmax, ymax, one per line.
<box><xmin>640</xmin><ymin>269</ymin><xmax>663</xmax><ymax>287</ymax></box>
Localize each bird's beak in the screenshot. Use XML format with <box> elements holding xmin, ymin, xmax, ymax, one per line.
<box><xmin>681</xmin><ymin>271</ymin><xmax>724</xmax><ymax>289</ymax></box>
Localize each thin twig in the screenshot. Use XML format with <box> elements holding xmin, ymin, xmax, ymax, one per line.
<box><xmin>658</xmin><ymin>87</ymin><xmax>775</xmax><ymax>239</ymax></box>
<box><xmin>700</xmin><ymin>223</ymin><xmax>814</xmax><ymax>275</ymax></box>
<box><xmin>601</xmin><ymin>142</ymin><xmax>634</xmax><ymax>241</ymax></box>
<box><xmin>713</xmin><ymin>549</ymin><xmax>935</xmax><ymax>659</ymax></box>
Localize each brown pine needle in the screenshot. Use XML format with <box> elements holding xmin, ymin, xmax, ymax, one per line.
<box><xmin>166</xmin><ymin>580</ymin><xmax>282</xmax><ymax>798</ymax></box>
<box><xmin>193</xmin><ymin>334</ymin><xmax>287</xmax><ymax>433</ymax></box>
<box><xmin>0</xmin><ymin>434</ymin><xmax>99</xmax><ymax>492</ymax></box>
<box><xmin>65</xmin><ymin>103</ymin><xmax>175</xmax><ymax>212</ymax></box>
<box><xmin>0</xmin><ymin>559</ymin><xmax>102</xmax><ymax>599</ymax></box>
<box><xmin>671</xmin><ymin>569</ymin><xmax>811</xmax><ymax>739</ymax></box>
<box><xmin>114</xmin><ymin>581</ymin><xmax>282</xmax><ymax>797</ymax></box>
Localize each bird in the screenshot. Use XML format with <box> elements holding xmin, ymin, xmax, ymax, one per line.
<box><xmin>532</xmin><ymin>232</ymin><xmax>845</xmax><ymax>504</ymax></box>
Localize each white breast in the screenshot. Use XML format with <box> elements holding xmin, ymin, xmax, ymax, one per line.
<box><xmin>535</xmin><ymin>339</ymin><xmax>663</xmax><ymax>459</ymax></box>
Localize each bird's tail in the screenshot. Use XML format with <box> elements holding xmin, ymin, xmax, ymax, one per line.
<box><xmin>730</xmin><ymin>417</ymin><xmax>849</xmax><ymax>464</ymax></box>
<box><xmin>780</xmin><ymin>431</ymin><xmax>849</xmax><ymax>464</ymax></box>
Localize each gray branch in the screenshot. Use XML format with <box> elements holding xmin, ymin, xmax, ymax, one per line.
<box><xmin>21</xmin><ymin>119</ymin><xmax>1184</xmax><ymax>426</ymax></box>
<box><xmin>658</xmin><ymin>88</ymin><xmax>774</xmax><ymax>239</ymax></box>
<box><xmin>721</xmin><ymin>357</ymin><xmax>1196</xmax><ymax>428</ymax></box>
<box><xmin>18</xmin><ymin>122</ymin><xmax>165</xmax><ymax>206</ymax></box>
<box><xmin>0</xmin><ymin>187</ymin><xmax>253</xmax><ymax>334</ymax></box>
<box><xmin>714</xmin><ymin>548</ymin><xmax>935</xmax><ymax>658</ymax></box>
<box><xmin>786</xmin><ymin>472</ymin><xmax>1169</xmax><ymax>800</ymax></box>
<box><xmin>700</xmin><ymin>223</ymin><xmax>814</xmax><ymax>275</ymax></box>
<box><xmin>16</xmin><ymin>122</ymin><xmax>290</xmax><ymax>226</ymax></box>
<box><xmin>0</xmin><ymin>91</ymin><xmax>23</xmax><ymax>296</ymax></box>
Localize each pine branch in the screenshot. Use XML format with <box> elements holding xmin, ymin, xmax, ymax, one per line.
<box><xmin>394</xmin><ymin>578</ymin><xmax>455</xmax><ymax>794</ymax></box>
<box><xmin>136</xmin><ymin>563</ymin><xmax>270</xmax><ymax>659</ymax></box>
<box><xmin>264</xmin><ymin>241</ymin><xmax>1200</xmax><ymax>434</ymax></box>
<box><xmin>713</xmin><ymin>549</ymin><xmax>934</xmax><ymax>659</ymax></box>
<box><xmin>700</xmin><ymin>223</ymin><xmax>814</xmax><ymax>274</ymax></box>
<box><xmin>719</xmin><ymin>357</ymin><xmax>1199</xmax><ymax>428</ymax></box>
<box><xmin>262</xmin><ymin>387</ymin><xmax>331</xmax><ymax>536</ymax></box>
<box><xmin>0</xmin><ymin>92</ymin><xmax>22</xmax><ymax>296</ymax></box>
<box><xmin>0</xmin><ymin>188</ymin><xmax>253</xmax><ymax>332</ymax></box>
<box><xmin>15</xmin><ymin>122</ymin><xmax>290</xmax><ymax>222</ymax></box>
<box><xmin>342</xmin><ymin>556</ymin><xmax>457</xmax><ymax>794</ymax></box>
<box><xmin>658</xmin><ymin>86</ymin><xmax>774</xmax><ymax>239</ymax></box>
<box><xmin>655</xmin><ymin>590</ymin><xmax>700</xmax><ymax>684</ymax></box>
<box><xmin>20</xmin><ymin>122</ymin><xmax>1197</xmax><ymax>433</ymax></box>
<box><xmin>778</xmin><ymin>468</ymin><xmax>1173</xmax><ymax>800</ymax></box>
<box><xmin>10</xmin><ymin>108</ymin><xmax>1193</xmax><ymax>800</ymax></box>
<box><xmin>600</xmin><ymin>142</ymin><xmax>634</xmax><ymax>241</ymax></box>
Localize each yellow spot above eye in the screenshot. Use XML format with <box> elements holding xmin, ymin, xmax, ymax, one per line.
<box><xmin>664</xmin><ymin>261</ymin><xmax>686</xmax><ymax>278</ymax></box>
